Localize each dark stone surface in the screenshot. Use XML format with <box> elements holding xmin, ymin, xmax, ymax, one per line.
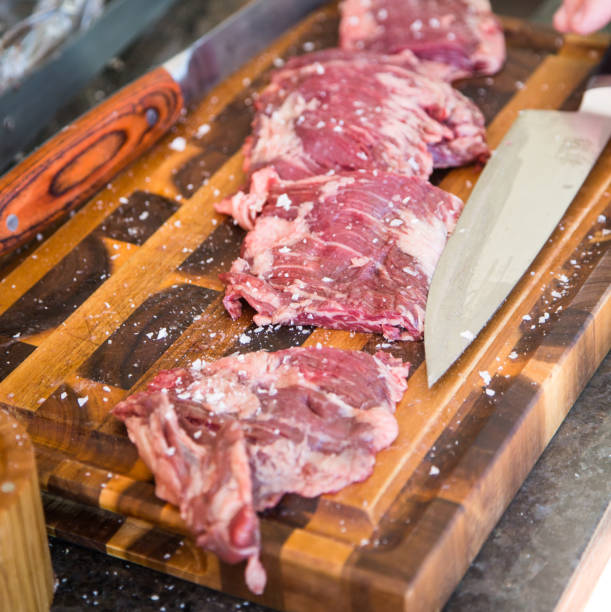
<box><xmin>16</xmin><ymin>0</ymin><xmax>604</xmax><ymax>610</ymax></box>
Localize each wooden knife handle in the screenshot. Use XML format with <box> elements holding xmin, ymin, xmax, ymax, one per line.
<box><xmin>0</xmin><ymin>66</ymin><xmax>183</xmax><ymax>255</ymax></box>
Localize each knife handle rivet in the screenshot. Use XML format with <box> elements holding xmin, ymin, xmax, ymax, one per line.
<box><xmin>145</xmin><ymin>107</ymin><xmax>159</xmax><ymax>127</ymax></box>
<box><xmin>6</xmin><ymin>214</ymin><xmax>18</xmax><ymax>233</ymax></box>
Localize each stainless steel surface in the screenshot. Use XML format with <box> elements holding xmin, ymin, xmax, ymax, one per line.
<box><xmin>425</xmin><ymin>109</ymin><xmax>611</xmax><ymax>386</ymax></box>
<box><xmin>164</xmin><ymin>0</ymin><xmax>327</xmax><ymax>106</ymax></box>
<box><xmin>0</xmin><ymin>0</ymin><xmax>178</xmax><ymax>172</ymax></box>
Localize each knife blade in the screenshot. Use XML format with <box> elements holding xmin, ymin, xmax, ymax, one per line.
<box><xmin>424</xmin><ymin>44</ymin><xmax>611</xmax><ymax>387</ymax></box>
<box><xmin>0</xmin><ymin>0</ymin><xmax>327</xmax><ymax>256</ymax></box>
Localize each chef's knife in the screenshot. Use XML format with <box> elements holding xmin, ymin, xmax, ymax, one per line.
<box><xmin>0</xmin><ymin>0</ymin><xmax>327</xmax><ymax>255</ymax></box>
<box><xmin>425</xmin><ymin>44</ymin><xmax>611</xmax><ymax>387</ymax></box>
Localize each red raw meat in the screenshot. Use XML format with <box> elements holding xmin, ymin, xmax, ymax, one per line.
<box><xmin>283</xmin><ymin>47</ymin><xmax>471</xmax><ymax>82</ymax></box>
<box><xmin>339</xmin><ymin>0</ymin><xmax>506</xmax><ymax>78</ymax></box>
<box><xmin>219</xmin><ymin>170</ymin><xmax>463</xmax><ymax>340</ymax></box>
<box><xmin>242</xmin><ymin>50</ymin><xmax>488</xmax><ymax>181</ymax></box>
<box><xmin>112</xmin><ymin>347</ymin><xmax>409</xmax><ymax>594</ymax></box>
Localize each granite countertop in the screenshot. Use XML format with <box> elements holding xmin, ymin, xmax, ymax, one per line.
<box><xmin>8</xmin><ymin>0</ymin><xmax>608</xmax><ymax>610</ymax></box>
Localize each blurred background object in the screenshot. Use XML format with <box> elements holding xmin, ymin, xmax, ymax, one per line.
<box><xmin>0</xmin><ymin>0</ymin><xmax>179</xmax><ymax>172</ymax></box>
<box><xmin>0</xmin><ymin>0</ymin><xmax>105</xmax><ymax>95</ymax></box>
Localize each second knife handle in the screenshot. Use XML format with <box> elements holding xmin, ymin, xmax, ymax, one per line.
<box><xmin>0</xmin><ymin>66</ymin><xmax>183</xmax><ymax>256</ymax></box>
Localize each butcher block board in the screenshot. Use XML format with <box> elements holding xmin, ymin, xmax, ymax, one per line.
<box><xmin>0</xmin><ymin>5</ymin><xmax>610</xmax><ymax>611</ymax></box>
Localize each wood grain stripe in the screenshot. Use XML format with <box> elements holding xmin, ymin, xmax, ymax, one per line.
<box><xmin>0</xmin><ymin>154</ymin><xmax>243</xmax><ymax>409</ymax></box>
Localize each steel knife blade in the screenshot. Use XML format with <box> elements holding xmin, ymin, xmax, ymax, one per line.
<box><xmin>0</xmin><ymin>0</ymin><xmax>327</xmax><ymax>256</ymax></box>
<box><xmin>424</xmin><ymin>44</ymin><xmax>611</xmax><ymax>387</ymax></box>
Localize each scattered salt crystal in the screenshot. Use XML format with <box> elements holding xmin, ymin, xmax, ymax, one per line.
<box><xmin>407</xmin><ymin>157</ymin><xmax>420</xmax><ymax>172</ymax></box>
<box><xmin>1</xmin><ymin>481</ymin><xmax>15</xmax><ymax>493</ymax></box>
<box><xmin>102</xmin><ymin>386</ymin><xmax>111</xmax><ymax>393</ymax></box>
<box><xmin>479</xmin><ymin>370</ymin><xmax>491</xmax><ymax>385</ymax></box>
<box><xmin>551</xmin><ymin>290</ymin><xmax>562</xmax><ymax>298</ymax></box>
<box><xmin>302</xmin><ymin>41</ymin><xmax>315</xmax><ymax>52</ymax></box>
<box><xmin>278</xmin><ymin>246</ymin><xmax>291</xmax><ymax>254</ymax></box>
<box><xmin>239</xmin><ymin>333</ymin><xmax>251</xmax><ymax>345</ymax></box>
<box><xmin>196</xmin><ymin>123</ymin><xmax>211</xmax><ymax>138</ymax></box>
<box><xmin>157</xmin><ymin>328</ymin><xmax>168</xmax><ymax>340</ymax></box>
<box><xmin>165</xmin><ymin>447</ymin><xmax>176</xmax><ymax>457</ymax></box>
<box><xmin>389</xmin><ymin>218</ymin><xmax>403</xmax><ymax>227</ymax></box>
<box><xmin>119</xmin><ymin>197</ymin><xmax>128</xmax><ymax>204</ymax></box>
<box><xmin>597</xmin><ymin>214</ymin><xmax>606</xmax><ymax>223</ymax></box>
<box><xmin>60</xmin><ymin>392</ymin><xmax>68</xmax><ymax>400</ymax></box>
<box><xmin>429</xmin><ymin>465</ymin><xmax>440</xmax><ymax>476</ymax></box>
<box><xmin>485</xmin><ymin>388</ymin><xmax>496</xmax><ymax>397</ymax></box>
<box><xmin>460</xmin><ymin>330</ymin><xmax>475</xmax><ymax>341</ymax></box>
<box><xmin>193</xmin><ymin>430</ymin><xmax>202</xmax><ymax>439</ymax></box>
<box><xmin>508</xmin><ymin>351</ymin><xmax>518</xmax><ymax>360</ymax></box>
<box><xmin>191</xmin><ymin>358</ymin><xmax>203</xmax><ymax>371</ymax></box>
<box><xmin>322</xmin><ymin>277</ymin><xmax>333</xmax><ymax>282</ymax></box>
<box><xmin>77</xmin><ymin>396</ymin><xmax>88</xmax><ymax>407</ymax></box>
<box><xmin>558</xmin><ymin>274</ymin><xmax>569</xmax><ymax>282</ymax></box>
<box><xmin>169</xmin><ymin>136</ymin><xmax>187</xmax><ymax>151</ymax></box>
<box><xmin>276</xmin><ymin>193</ymin><xmax>292</xmax><ymax>210</ymax></box>
<box><xmin>316</xmin><ymin>342</ymin><xmax>323</xmax><ymax>349</ymax></box>
<box><xmin>522</xmin><ymin>314</ymin><xmax>532</xmax><ymax>321</ymax></box>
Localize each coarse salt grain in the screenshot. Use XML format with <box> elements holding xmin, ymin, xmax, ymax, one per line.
<box><xmin>276</xmin><ymin>193</ymin><xmax>292</xmax><ymax>210</ymax></box>
<box><xmin>169</xmin><ymin>136</ymin><xmax>186</xmax><ymax>151</ymax></box>
<box><xmin>479</xmin><ymin>371</ymin><xmax>491</xmax><ymax>386</ymax></box>
<box><xmin>196</xmin><ymin>123</ymin><xmax>211</xmax><ymax>138</ymax></box>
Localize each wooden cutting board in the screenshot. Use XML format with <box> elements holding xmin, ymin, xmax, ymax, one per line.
<box><xmin>0</xmin><ymin>411</ymin><xmax>54</xmax><ymax>611</ymax></box>
<box><xmin>0</xmin><ymin>5</ymin><xmax>609</xmax><ymax>611</ymax></box>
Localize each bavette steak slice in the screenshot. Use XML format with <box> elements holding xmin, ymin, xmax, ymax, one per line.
<box><xmin>219</xmin><ymin>170</ymin><xmax>463</xmax><ymax>340</ymax></box>
<box><xmin>243</xmin><ymin>50</ymin><xmax>489</xmax><ymax>181</ymax></box>
<box><xmin>339</xmin><ymin>0</ymin><xmax>506</xmax><ymax>78</ymax></box>
<box><xmin>112</xmin><ymin>347</ymin><xmax>409</xmax><ymax>594</ymax></box>
<box><xmin>282</xmin><ymin>47</ymin><xmax>470</xmax><ymax>82</ymax></box>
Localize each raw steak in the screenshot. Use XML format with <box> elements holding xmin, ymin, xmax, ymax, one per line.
<box><xmin>243</xmin><ymin>50</ymin><xmax>489</xmax><ymax>181</ymax></box>
<box><xmin>112</xmin><ymin>347</ymin><xmax>409</xmax><ymax>594</ymax></box>
<box><xmin>339</xmin><ymin>0</ymin><xmax>506</xmax><ymax>78</ymax></box>
<box><xmin>283</xmin><ymin>47</ymin><xmax>469</xmax><ymax>82</ymax></box>
<box><xmin>219</xmin><ymin>170</ymin><xmax>463</xmax><ymax>340</ymax></box>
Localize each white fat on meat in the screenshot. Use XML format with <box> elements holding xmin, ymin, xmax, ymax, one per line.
<box><xmin>396</xmin><ymin>208</ymin><xmax>450</xmax><ymax>281</ymax></box>
<box><xmin>249</xmin><ymin>91</ymin><xmax>318</xmax><ymax>173</ymax></box>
